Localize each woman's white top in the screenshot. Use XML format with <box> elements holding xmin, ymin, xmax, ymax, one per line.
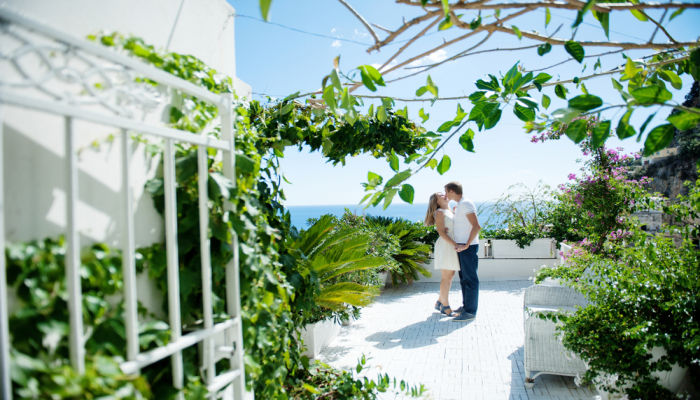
<box><xmin>434</xmin><ymin>208</ymin><xmax>460</xmax><ymax>271</ymax></box>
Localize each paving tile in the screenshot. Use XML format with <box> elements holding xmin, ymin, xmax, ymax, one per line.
<box><xmin>317</xmin><ymin>280</ymin><xmax>601</xmax><ymax>400</ymax></box>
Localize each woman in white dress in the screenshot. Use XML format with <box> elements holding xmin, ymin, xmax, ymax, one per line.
<box><xmin>424</xmin><ymin>192</ymin><xmax>460</xmax><ymax>316</ymax></box>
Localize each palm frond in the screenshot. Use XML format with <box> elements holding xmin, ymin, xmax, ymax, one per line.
<box><xmin>315</xmin><ymin>282</ymin><xmax>380</xmax><ymax>310</ymax></box>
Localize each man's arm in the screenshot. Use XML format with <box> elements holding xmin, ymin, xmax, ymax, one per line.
<box><xmin>457</xmin><ymin>213</ymin><xmax>481</xmax><ymax>252</ymax></box>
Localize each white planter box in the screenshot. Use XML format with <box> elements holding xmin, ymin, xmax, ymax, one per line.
<box><xmin>596</xmin><ymin>347</ymin><xmax>690</xmax><ymax>399</ymax></box>
<box><xmin>490</xmin><ymin>238</ymin><xmax>554</xmax><ymax>259</ymax></box>
<box><xmin>377</xmin><ymin>271</ymin><xmax>390</xmax><ymax>287</ymax></box>
<box><xmin>300</xmin><ymin>319</ymin><xmax>342</xmax><ymax>359</ymax></box>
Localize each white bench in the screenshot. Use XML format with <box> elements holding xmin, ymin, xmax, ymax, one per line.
<box><xmin>523</xmin><ymin>284</ymin><xmax>588</xmax><ymax>388</ymax></box>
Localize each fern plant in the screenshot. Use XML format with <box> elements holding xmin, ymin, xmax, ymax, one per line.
<box><xmin>366</xmin><ymin>217</ymin><xmax>432</xmax><ymax>286</ymax></box>
<box><xmin>292</xmin><ymin>215</ymin><xmax>385</xmax><ymax>315</ymax></box>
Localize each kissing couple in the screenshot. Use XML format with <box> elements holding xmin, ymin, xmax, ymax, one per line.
<box><xmin>423</xmin><ymin>181</ymin><xmax>481</xmax><ymax>322</ymax></box>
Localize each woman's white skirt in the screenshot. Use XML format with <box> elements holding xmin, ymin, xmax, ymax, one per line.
<box><xmin>434</xmin><ymin>236</ymin><xmax>460</xmax><ymax>271</ymax></box>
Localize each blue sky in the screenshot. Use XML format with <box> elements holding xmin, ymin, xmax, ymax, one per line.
<box><xmin>227</xmin><ymin>0</ymin><xmax>698</xmax><ymax>206</ymax></box>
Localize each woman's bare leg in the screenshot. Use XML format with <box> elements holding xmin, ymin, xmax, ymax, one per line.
<box><xmin>439</xmin><ymin>270</ymin><xmax>456</xmax><ymax>307</ymax></box>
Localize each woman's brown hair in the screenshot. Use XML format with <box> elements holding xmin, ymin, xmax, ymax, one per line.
<box><xmin>423</xmin><ymin>192</ymin><xmax>442</xmax><ymax>227</ymax></box>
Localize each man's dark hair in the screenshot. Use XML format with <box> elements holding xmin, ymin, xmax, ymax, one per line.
<box><xmin>445</xmin><ymin>181</ymin><xmax>462</xmax><ymax>195</ymax></box>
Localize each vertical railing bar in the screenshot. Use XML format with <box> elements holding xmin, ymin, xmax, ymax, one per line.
<box><xmin>164</xmin><ymin>138</ymin><xmax>184</xmax><ymax>398</ymax></box>
<box><xmin>198</xmin><ymin>142</ymin><xmax>215</xmax><ymax>384</ymax></box>
<box><xmin>65</xmin><ymin>116</ymin><xmax>85</xmax><ymax>374</ymax></box>
<box><xmin>220</xmin><ymin>93</ymin><xmax>247</xmax><ymax>398</ymax></box>
<box><xmin>120</xmin><ymin>129</ymin><xmax>139</xmax><ymax>365</ymax></box>
<box><xmin>0</xmin><ymin>103</ymin><xmax>13</xmax><ymax>400</ymax></box>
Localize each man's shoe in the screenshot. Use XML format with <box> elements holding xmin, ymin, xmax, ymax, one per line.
<box><xmin>453</xmin><ymin>306</ymin><xmax>465</xmax><ymax>314</ymax></box>
<box><xmin>452</xmin><ymin>312</ymin><xmax>476</xmax><ymax>322</ymax></box>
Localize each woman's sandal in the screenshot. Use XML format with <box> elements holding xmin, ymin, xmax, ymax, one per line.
<box><xmin>440</xmin><ymin>304</ymin><xmax>455</xmax><ymax>316</ymax></box>
<box><xmin>435</xmin><ymin>300</ymin><xmax>442</xmax><ymax>311</ymax></box>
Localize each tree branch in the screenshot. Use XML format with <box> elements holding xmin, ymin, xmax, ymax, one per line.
<box><xmin>525</xmin><ymin>49</ymin><xmax>624</xmax><ymax>73</ymax></box>
<box><xmin>640</xmin><ymin>10</ymin><xmax>678</xmax><ymax>44</ymax></box>
<box><xmin>337</xmin><ymin>0</ymin><xmax>381</xmax><ymax>46</ymax></box>
<box><xmin>367</xmin><ymin>10</ymin><xmax>443</xmax><ymax>53</ymax></box>
<box><xmin>405</xmin><ymin>44</ymin><xmax>542</xmax><ymax>69</ymax></box>
<box><xmin>412</xmin><ymin>120</ymin><xmax>470</xmax><ymax>177</ymax></box>
<box><xmin>396</xmin><ymin>0</ymin><xmax>700</xmax><ymax>12</ymax></box>
<box><xmin>491</xmin><ymin>25</ymin><xmax>698</xmax><ymax>50</ymax></box>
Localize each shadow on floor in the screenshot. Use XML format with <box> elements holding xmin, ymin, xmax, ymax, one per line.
<box><xmin>364</xmin><ymin>314</ymin><xmax>475</xmax><ymax>350</ymax></box>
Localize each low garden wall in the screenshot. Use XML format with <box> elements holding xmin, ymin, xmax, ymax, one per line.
<box><xmin>415</xmin><ymin>238</ymin><xmax>560</xmax><ymax>282</ymax></box>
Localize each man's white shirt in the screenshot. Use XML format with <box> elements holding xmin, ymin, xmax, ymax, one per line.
<box><xmin>453</xmin><ymin>197</ymin><xmax>480</xmax><ymax>245</ymax></box>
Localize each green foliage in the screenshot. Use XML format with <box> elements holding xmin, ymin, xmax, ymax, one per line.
<box><xmin>82</xmin><ymin>33</ymin><xmax>430</xmax><ymax>398</ymax></box>
<box><xmin>365</xmin><ymin>217</ymin><xmax>432</xmax><ymax>285</ymax></box>
<box><xmin>479</xmin><ymin>182</ymin><xmax>555</xmax><ymax>248</ymax></box>
<box><xmin>285</xmin><ymin>357</ymin><xmax>428</xmax><ymax>399</ymax></box>
<box><xmin>6</xmin><ymin>238</ymin><xmax>208</xmax><ymax>400</ymax></box>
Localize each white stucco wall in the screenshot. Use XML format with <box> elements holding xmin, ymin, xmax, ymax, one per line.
<box><xmin>1</xmin><ymin>0</ymin><xmax>251</xmax><ymax>247</ymax></box>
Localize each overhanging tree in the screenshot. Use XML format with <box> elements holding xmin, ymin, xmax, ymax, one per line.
<box><xmin>258</xmin><ymin>0</ymin><xmax>700</xmax><ymax>208</ymax></box>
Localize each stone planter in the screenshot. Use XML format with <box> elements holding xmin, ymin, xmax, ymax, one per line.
<box><xmin>300</xmin><ymin>319</ymin><xmax>342</xmax><ymax>359</ymax></box>
<box><xmin>595</xmin><ymin>347</ymin><xmax>690</xmax><ymax>399</ymax></box>
<box><xmin>490</xmin><ymin>238</ymin><xmax>554</xmax><ymax>259</ymax></box>
<box><xmin>377</xmin><ymin>271</ymin><xmax>390</xmax><ymax>287</ymax></box>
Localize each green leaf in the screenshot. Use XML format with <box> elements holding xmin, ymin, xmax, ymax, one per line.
<box><xmin>416</xmin><ymin>86</ymin><xmax>428</xmax><ymax>97</ymax></box>
<box><xmin>279</xmin><ymin>103</ymin><xmax>294</xmax><ymax>116</ymax></box>
<box><xmin>377</xmin><ymin>106</ymin><xmax>387</xmax><ymax>123</ymax></box>
<box><xmin>330</xmin><ymin>69</ymin><xmax>343</xmax><ymax>92</ymax></box>
<box><xmin>514</xmin><ymin>103</ymin><xmax>536</xmax><ymax>122</ymax></box>
<box><xmin>399</xmin><ymin>184</ymin><xmax>415</xmax><ymax>204</ymax></box>
<box><xmin>469</xmin><ymin>16</ymin><xmax>482</xmax><ymax>30</ymax></box>
<box><xmin>303</xmin><ymin>384</ymin><xmax>321</xmax><ymax>394</ymax></box>
<box><xmin>667</xmin><ymin>111</ymin><xmax>700</xmax><ymax>131</ymax></box>
<box><xmin>534</xmin><ymin>73</ymin><xmax>552</xmax><ymax>84</ymax></box>
<box><xmin>437</xmin><ymin>155</ymin><xmax>451</xmax><ymax>175</ymax></box>
<box><xmin>630</xmin><ymin>85</ymin><xmax>673</xmax><ymax>105</ymax></box>
<box><xmin>568</xmin><ymin>94</ymin><xmax>603</xmax><ymax>111</ymax></box>
<box><xmin>383</xmin><ymin>188</ymin><xmax>398</xmax><ymax>210</ymax></box>
<box><xmin>259</xmin><ymin>0</ymin><xmax>273</xmax><ymax>21</ymax></box>
<box><xmin>625</xmin><ymin>57</ymin><xmax>638</xmax><ymax>79</ymax></box>
<box><xmin>669</xmin><ymin>8</ymin><xmax>685</xmax><ymax>21</ymax></box>
<box><xmin>484</xmin><ymin>107</ymin><xmax>502</xmax><ymax>130</ymax></box>
<box><xmin>611</xmin><ymin>78</ymin><xmax>624</xmax><ymax>91</ymax></box>
<box><xmin>512</xmin><ymin>25</ymin><xmax>522</xmax><ymax>40</ymax></box>
<box><xmin>419</xmin><ymin>108</ymin><xmax>430</xmax><ymax>123</ymax></box>
<box><xmin>475</xmin><ymin>77</ymin><xmax>500</xmax><ymax>91</ymax></box>
<box><xmin>555</xmin><ymin>84</ymin><xmax>568</xmax><ymax>100</ymax></box>
<box><xmin>580</xmin><ymin>82</ymin><xmax>589</xmax><ymax>94</ymax></box>
<box><xmin>552</xmin><ymin>107</ymin><xmax>583</xmax><ymax>124</ymax></box>
<box><xmin>595</xmin><ymin>11</ymin><xmax>610</xmax><ymax>38</ymax></box>
<box><xmin>385</xmin><ymin>170</ymin><xmax>412</xmax><ymax>188</ymax></box>
<box><xmin>572</xmin><ymin>0</ymin><xmax>596</xmax><ymax>28</ymax></box>
<box><xmin>564</xmin><ymin>41</ymin><xmax>585</xmax><ymax>63</ymax></box>
<box><xmin>545</xmin><ymin>8</ymin><xmax>551</xmax><ymax>27</ymax></box>
<box><xmin>630</xmin><ymin>9</ymin><xmax>648</xmax><ymax>21</ymax></box>
<box><xmin>516</xmin><ymin>97</ymin><xmax>539</xmax><ymax>109</ymax></box>
<box><xmin>643</xmin><ymin>124</ymin><xmax>675</xmax><ymax>156</ymax></box>
<box><xmin>427</xmin><ymin>158</ymin><xmax>438</xmax><ymax>170</ymax></box>
<box><xmin>441</xmin><ymin>0</ymin><xmax>450</xmax><ymax>16</ymax></box>
<box><xmin>542</xmin><ymin>94</ymin><xmax>551</xmax><ymax>109</ymax></box>
<box><xmin>389</xmin><ymin>151</ymin><xmax>399</xmax><ymax>172</ymax></box>
<box><xmin>459</xmin><ymin>128</ymin><xmax>476</xmax><ymax>152</ymax></box>
<box><xmin>323</xmin><ymin>85</ymin><xmax>336</xmax><ymax>112</ymax></box>
<box><xmin>591</xmin><ymin>120</ymin><xmax>611</xmax><ymax>149</ymax></box>
<box><xmin>537</xmin><ymin>43</ymin><xmax>552</xmax><ymax>56</ymax></box>
<box><xmin>658</xmin><ymin>70</ymin><xmax>683</xmax><ymax>90</ymax></box>
<box><xmin>438</xmin><ymin>17</ymin><xmax>453</xmax><ymax>31</ymax></box>
<box><xmin>565</xmin><ymin>119</ymin><xmax>588</xmax><ymax>144</ymax></box>
<box><xmin>594</xmin><ymin>57</ymin><xmax>602</xmax><ymax>71</ymax></box>
<box><xmin>437</xmin><ymin>121</ymin><xmax>455</xmax><ymax>133</ymax></box>
<box><xmin>616</xmin><ymin>109</ymin><xmax>636</xmax><ymax>139</ymax></box>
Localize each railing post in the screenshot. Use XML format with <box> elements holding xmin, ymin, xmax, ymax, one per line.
<box><xmin>163</xmin><ymin>137</ymin><xmax>184</xmax><ymax>398</ymax></box>
<box><xmin>198</xmin><ymin>137</ymin><xmax>215</xmax><ymax>385</ymax></box>
<box><xmin>0</xmin><ymin>103</ymin><xmax>13</xmax><ymax>400</ymax></box>
<box><xmin>120</xmin><ymin>129</ymin><xmax>139</xmax><ymax>366</ymax></box>
<box><xmin>220</xmin><ymin>93</ymin><xmax>247</xmax><ymax>398</ymax></box>
<box><xmin>65</xmin><ymin>116</ymin><xmax>85</xmax><ymax>374</ymax></box>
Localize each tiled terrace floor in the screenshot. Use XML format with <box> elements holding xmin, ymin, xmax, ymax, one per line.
<box><xmin>317</xmin><ymin>280</ymin><xmax>600</xmax><ymax>400</ymax></box>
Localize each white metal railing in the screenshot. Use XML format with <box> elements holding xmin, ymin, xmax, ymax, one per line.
<box><xmin>0</xmin><ymin>7</ymin><xmax>247</xmax><ymax>399</ymax></box>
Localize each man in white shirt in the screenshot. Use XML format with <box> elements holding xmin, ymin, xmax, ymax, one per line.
<box><xmin>444</xmin><ymin>181</ymin><xmax>481</xmax><ymax>322</ymax></box>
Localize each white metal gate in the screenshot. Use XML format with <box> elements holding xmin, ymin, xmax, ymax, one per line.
<box><xmin>0</xmin><ymin>7</ymin><xmax>247</xmax><ymax>399</ymax></box>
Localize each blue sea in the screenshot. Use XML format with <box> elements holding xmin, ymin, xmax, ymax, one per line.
<box><xmin>287</xmin><ymin>202</ymin><xmax>494</xmax><ymax>230</ymax></box>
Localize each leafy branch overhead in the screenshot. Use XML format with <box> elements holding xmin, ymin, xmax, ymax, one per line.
<box><xmin>261</xmin><ymin>0</ymin><xmax>700</xmax><ymax>209</ymax></box>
